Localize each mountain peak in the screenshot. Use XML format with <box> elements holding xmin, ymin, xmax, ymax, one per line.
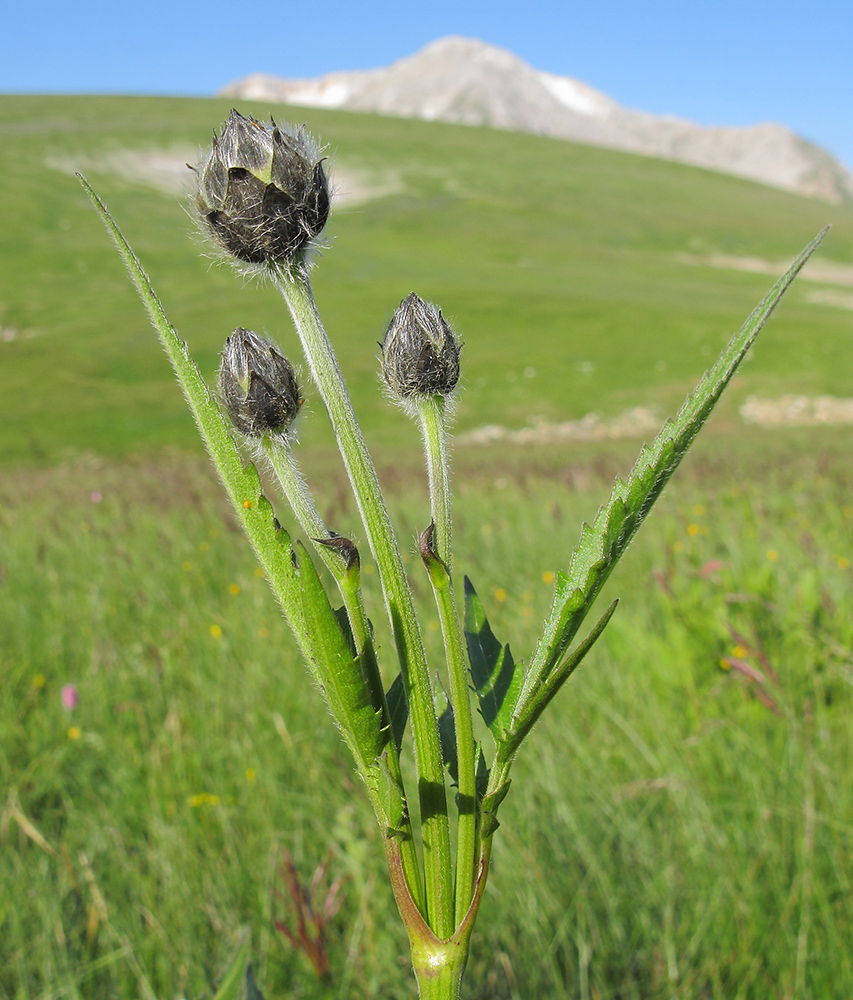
<box><xmin>220</xmin><ymin>36</ymin><xmax>853</xmax><ymax>203</ymax></box>
<box><xmin>411</xmin><ymin>35</ymin><xmax>533</xmax><ymax>72</ymax></box>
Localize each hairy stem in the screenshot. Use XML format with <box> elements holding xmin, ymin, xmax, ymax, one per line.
<box><xmin>424</xmin><ymin>554</ymin><xmax>478</xmax><ymax>926</ymax></box>
<box><xmin>262</xmin><ymin>436</ymin><xmax>367</xmax><ymax>643</ymax></box>
<box><xmin>263</xmin><ymin>433</ymin><xmax>423</xmax><ymax>909</ymax></box>
<box><xmin>417</xmin><ymin>395</ymin><xmax>453</xmax><ymax>565</ymax></box>
<box><xmin>273</xmin><ymin>265</ymin><xmax>453</xmax><ymax>937</ymax></box>
<box><xmin>416</xmin><ymin>397</ymin><xmax>478</xmax><ymax>925</ymax></box>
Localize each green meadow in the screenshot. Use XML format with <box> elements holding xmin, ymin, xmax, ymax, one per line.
<box><xmin>1</xmin><ymin>95</ymin><xmax>851</xmax><ymax>998</ymax></box>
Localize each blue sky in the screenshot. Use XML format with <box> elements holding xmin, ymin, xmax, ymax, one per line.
<box><xmin>3</xmin><ymin>0</ymin><xmax>851</xmax><ymax>169</ymax></box>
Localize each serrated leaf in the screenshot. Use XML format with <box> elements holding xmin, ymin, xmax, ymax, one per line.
<box><xmin>434</xmin><ymin>683</ymin><xmax>458</xmax><ymax>784</ymax></box>
<box><xmin>81</xmin><ymin>180</ymin><xmax>396</xmax><ymax>785</ymax></box>
<box><xmin>295</xmin><ymin>543</ymin><xmax>387</xmax><ymax>772</ymax></box>
<box><xmin>79</xmin><ymin>177</ymin><xmax>310</xmax><ymax>638</ymax></box>
<box><xmin>507</xmin><ymin>600</ymin><xmax>618</xmax><ymax>757</ymax></box>
<box><xmin>479</xmin><ymin>779</ymin><xmax>511</xmax><ymax>839</ymax></box>
<box><xmin>367</xmin><ymin>750</ymin><xmax>409</xmax><ymax>837</ymax></box>
<box><xmin>385</xmin><ymin>673</ymin><xmax>409</xmax><ymax>755</ymax></box>
<box><xmin>464</xmin><ymin>577</ymin><xmax>523</xmax><ymax>738</ymax></box>
<box><xmin>475</xmin><ymin>743</ymin><xmax>490</xmax><ymax>804</ymax></box>
<box><xmin>521</xmin><ymin>229</ymin><xmax>828</xmax><ymax>709</ymax></box>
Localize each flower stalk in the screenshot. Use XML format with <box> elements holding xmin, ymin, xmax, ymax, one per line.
<box><xmin>272</xmin><ymin>264</ymin><xmax>454</xmax><ymax>939</ymax></box>
<box><xmin>417</xmin><ymin>395</ymin><xmax>454</xmax><ymax>565</ymax></box>
<box><xmin>419</xmin><ymin>524</ymin><xmax>478</xmax><ymax>926</ymax></box>
<box><xmin>381</xmin><ymin>294</ymin><xmax>475</xmax><ymax>924</ymax></box>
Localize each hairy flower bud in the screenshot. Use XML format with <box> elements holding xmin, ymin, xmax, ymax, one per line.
<box><xmin>195</xmin><ymin>110</ymin><xmax>330</xmax><ymax>266</ymax></box>
<box><xmin>218</xmin><ymin>328</ymin><xmax>302</xmax><ymax>437</ymax></box>
<box><xmin>380</xmin><ymin>293</ymin><xmax>461</xmax><ymax>400</ymax></box>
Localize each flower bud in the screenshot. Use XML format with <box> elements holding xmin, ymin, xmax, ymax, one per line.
<box><xmin>195</xmin><ymin>109</ymin><xmax>330</xmax><ymax>266</ymax></box>
<box><xmin>380</xmin><ymin>293</ymin><xmax>461</xmax><ymax>399</ymax></box>
<box><xmin>218</xmin><ymin>328</ymin><xmax>302</xmax><ymax>437</ymax></box>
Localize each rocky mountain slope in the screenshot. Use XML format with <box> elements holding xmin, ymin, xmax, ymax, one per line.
<box><xmin>221</xmin><ymin>36</ymin><xmax>853</xmax><ymax>203</ymax></box>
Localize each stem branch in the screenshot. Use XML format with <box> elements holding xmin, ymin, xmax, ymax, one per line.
<box><xmin>273</xmin><ymin>266</ymin><xmax>453</xmax><ymax>937</ymax></box>
<box><xmin>417</xmin><ymin>397</ymin><xmax>477</xmax><ymax>925</ymax></box>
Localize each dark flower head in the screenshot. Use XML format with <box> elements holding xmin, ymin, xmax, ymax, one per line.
<box><xmin>380</xmin><ymin>293</ymin><xmax>461</xmax><ymax>400</ymax></box>
<box><xmin>195</xmin><ymin>110</ymin><xmax>330</xmax><ymax>266</ymax></box>
<box><xmin>218</xmin><ymin>328</ymin><xmax>302</xmax><ymax>437</ymax></box>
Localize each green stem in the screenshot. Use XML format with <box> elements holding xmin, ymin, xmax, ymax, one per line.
<box><xmin>417</xmin><ymin>396</ymin><xmax>453</xmax><ymax>566</ymax></box>
<box><xmin>423</xmin><ymin>552</ymin><xmax>478</xmax><ymax>926</ymax></box>
<box><xmin>407</xmin><ymin>836</ymin><xmax>494</xmax><ymax>1000</ymax></box>
<box><xmin>416</xmin><ymin>398</ymin><xmax>478</xmax><ymax>925</ymax></box>
<box><xmin>273</xmin><ymin>264</ymin><xmax>453</xmax><ymax>938</ymax></box>
<box><xmin>263</xmin><ymin>433</ymin><xmax>424</xmax><ymax>910</ymax></box>
<box><xmin>262</xmin><ymin>436</ymin><xmax>367</xmax><ymax>642</ymax></box>
<box><xmin>411</xmin><ymin>949</ymin><xmax>467</xmax><ymax>1000</ymax></box>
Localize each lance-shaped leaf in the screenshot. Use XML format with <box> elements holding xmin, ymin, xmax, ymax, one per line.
<box><xmin>479</xmin><ymin>778</ymin><xmax>511</xmax><ymax>840</ymax></box>
<box><xmin>385</xmin><ymin>672</ymin><xmax>409</xmax><ymax>756</ymax></box>
<box><xmin>295</xmin><ymin>543</ymin><xmax>388</xmax><ymax>773</ymax></box>
<box><xmin>80</xmin><ymin>177</ymin><xmax>299</xmax><ymax>616</ymax></box>
<box><xmin>517</xmin><ymin>228</ymin><xmax>828</xmax><ymax>714</ymax></box>
<box><xmin>464</xmin><ymin>577</ymin><xmax>523</xmax><ymax>739</ymax></box>
<box><xmin>367</xmin><ymin>750</ymin><xmax>410</xmax><ymax>839</ymax></box>
<box><xmin>333</xmin><ymin>605</ymin><xmax>388</xmax><ymax>730</ymax></box>
<box><xmin>475</xmin><ymin>743</ymin><xmax>489</xmax><ymax>803</ymax></box>
<box><xmin>81</xmin><ymin>177</ymin><xmax>388</xmax><ymax>782</ymax></box>
<box><xmin>502</xmin><ymin>600</ymin><xmax>618</xmax><ymax>762</ymax></box>
<box><xmin>434</xmin><ymin>682</ymin><xmax>458</xmax><ymax>785</ymax></box>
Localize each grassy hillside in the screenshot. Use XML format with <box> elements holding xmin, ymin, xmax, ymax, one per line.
<box><xmin>1</xmin><ymin>93</ymin><xmax>851</xmax><ymax>466</ymax></box>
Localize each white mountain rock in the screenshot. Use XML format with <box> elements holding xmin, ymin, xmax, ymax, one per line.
<box><xmin>221</xmin><ymin>36</ymin><xmax>853</xmax><ymax>203</ymax></box>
